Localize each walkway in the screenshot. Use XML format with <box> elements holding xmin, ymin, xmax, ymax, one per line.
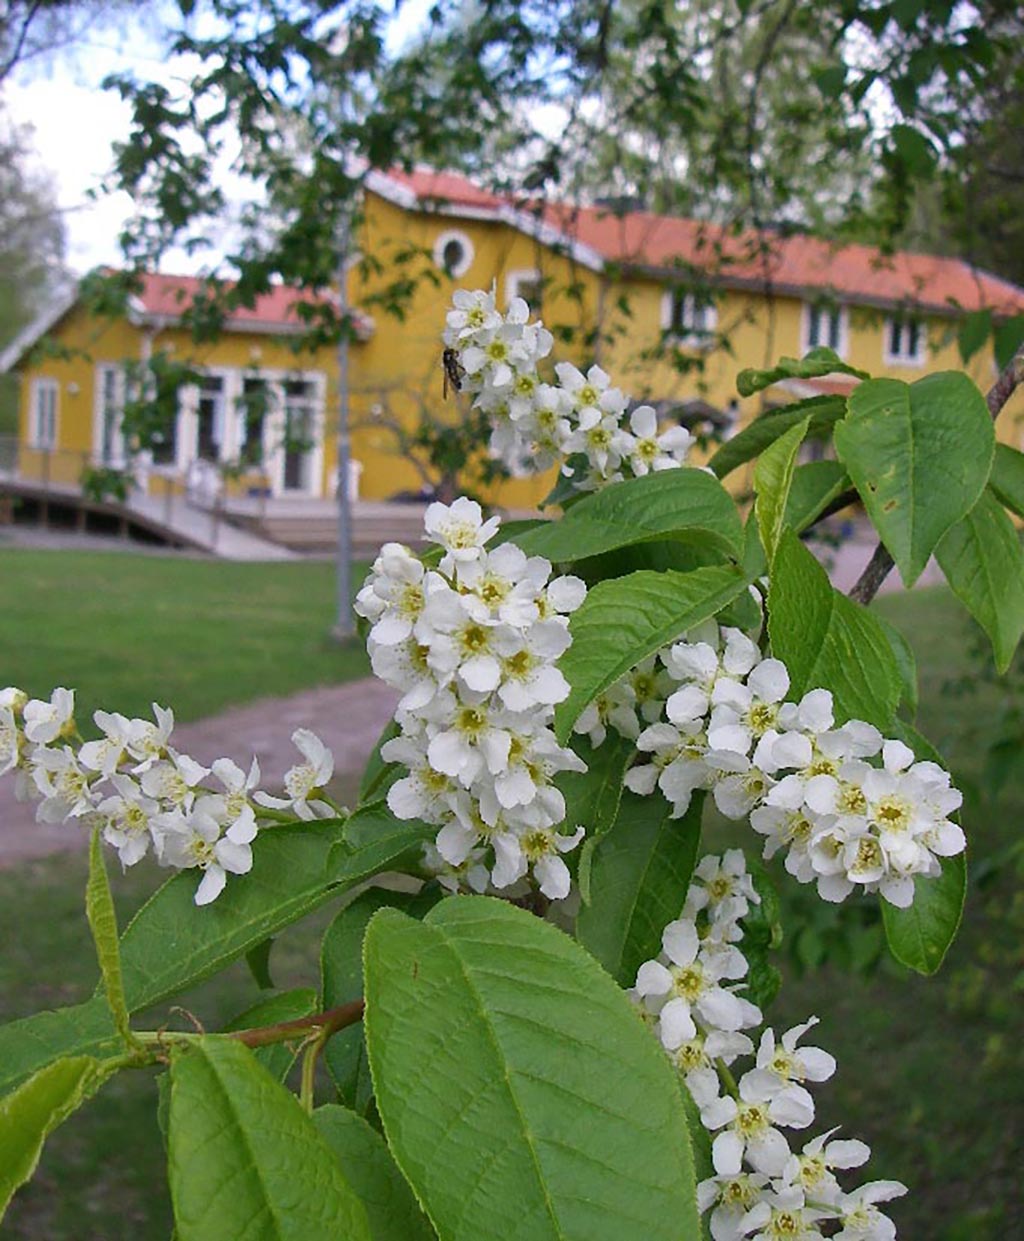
<box><xmin>0</xmin><ymin>678</ymin><xmax>398</xmax><ymax>868</ymax></box>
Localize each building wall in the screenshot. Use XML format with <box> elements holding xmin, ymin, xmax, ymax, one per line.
<box><xmin>14</xmin><ymin>192</ymin><xmax>1024</xmax><ymax>511</ymax></box>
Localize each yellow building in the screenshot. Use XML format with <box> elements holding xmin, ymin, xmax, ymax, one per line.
<box><xmin>4</xmin><ymin>166</ymin><xmax>1023</xmax><ymax>519</ymax></box>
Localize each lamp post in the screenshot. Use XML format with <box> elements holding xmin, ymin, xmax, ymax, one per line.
<box><xmin>333</xmin><ymin>204</ymin><xmax>354</xmax><ymax>640</ymax></box>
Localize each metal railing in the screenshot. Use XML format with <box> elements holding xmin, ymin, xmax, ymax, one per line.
<box><xmin>0</xmin><ymin>438</ymin><xmax>263</xmax><ymax>551</ymax></box>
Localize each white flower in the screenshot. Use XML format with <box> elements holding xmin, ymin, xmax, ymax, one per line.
<box><xmin>687</xmin><ymin>850</ymin><xmax>760</xmax><ymax>925</ymax></box>
<box><xmin>443</xmin><ymin>287</ymin><xmax>502</xmax><ymax>345</ymax></box>
<box><xmin>0</xmin><ymin>705</ymin><xmax>21</xmax><ymax>777</ymax></box>
<box><xmin>424</xmin><ymin>695</ymin><xmax>512</xmax><ymax>787</ymax></box>
<box><xmin>750</xmin><ymin>805</ymin><xmax>820</xmax><ymax>884</ymax></box>
<box><xmin>383</xmin><ymin>734</ymin><xmax>461</xmax><ymax>824</ymax></box>
<box><xmin>254</xmin><ymin>728</ymin><xmax>334</xmax><ymax>821</ymax></box>
<box><xmin>491</xmin><ymin>823</ymin><xmax>584</xmax><ymax>899</ymax></box>
<box><xmin>355</xmin><ymin>543</ymin><xmax>430</xmax><ymax>646</ymax></box>
<box><xmin>0</xmin><ymin>687</ymin><xmax>28</xmax><ymax>712</ymax></box>
<box><xmin>79</xmin><ymin>710</ymin><xmax>133</xmax><ymax>777</ymax></box>
<box><xmin>32</xmin><ymin>745</ymin><xmax>96</xmax><ymax>822</ymax></box>
<box><xmin>833</xmin><ymin>1181</ymin><xmax>907</xmax><ymax>1240</ymax></box>
<box><xmin>125</xmin><ymin>704</ymin><xmax>175</xmax><ymax>771</ymax></box>
<box><xmin>705</xmin><ymin>1065</ymin><xmax>814</xmax><ymax>1176</ymax></box>
<box><xmin>195</xmin><ymin>756</ymin><xmax>261</xmax><ymax>836</ymax></box>
<box><xmin>737</xmin><ymin>1185</ymin><xmax>829</xmax><ymax>1239</ymax></box>
<box><xmin>421</xmin><ymin>839</ymin><xmax>490</xmax><ymax>894</ymax></box>
<box><xmin>97</xmin><ymin>774</ymin><xmax>160</xmax><ymax>867</ymax></box>
<box><xmin>635</xmin><ymin>919</ymin><xmax>752</xmax><ymax>1048</ymax></box>
<box><xmin>542</xmin><ymin>574</ymin><xmax>587</xmax><ymax>617</ymax></box>
<box><xmin>424</xmin><ymin>498</ymin><xmax>500</xmax><ymax>575</ymax></box>
<box><xmin>626</xmin><ymin>404</ymin><xmax>694</xmax><ymax>474</ymax></box>
<box><xmin>697</xmin><ymin>1171</ymin><xmax>770</xmax><ymax>1241</ymax></box>
<box><xmin>153</xmin><ymin>807</ymin><xmax>257</xmax><ymax>905</ymax></box>
<box><xmin>755</xmin><ymin>1019</ymin><xmax>836</xmax><ymax>1091</ymax></box>
<box><xmin>23</xmin><ymin>687</ymin><xmax>75</xmax><ymax>745</ymax></box>
<box><xmin>708</xmin><ymin>658</ymin><xmax>790</xmax><ymax>756</ymax></box>
<box><xmin>140</xmin><ymin>752</ymin><xmax>211</xmax><ymax>813</ymax></box>
<box><xmin>495</xmin><ymin>622</ymin><xmax>572</xmax><ymax>711</ymax></box>
<box><xmin>574</xmin><ymin>681</ymin><xmax>639</xmax><ymax>748</ymax></box>
<box><xmin>782</xmin><ymin>1129</ymin><xmax>870</xmax><ymax>1207</ymax></box>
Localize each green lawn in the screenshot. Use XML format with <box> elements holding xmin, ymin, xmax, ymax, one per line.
<box><xmin>0</xmin><ymin>584</ymin><xmax>1021</xmax><ymax>1237</ymax></box>
<box><xmin>0</xmin><ymin>548</ymin><xmax>370</xmax><ymax>728</ymax></box>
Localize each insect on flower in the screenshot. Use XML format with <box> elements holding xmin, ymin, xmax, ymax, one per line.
<box><xmin>442</xmin><ymin>346</ymin><xmax>464</xmax><ymax>398</ymax></box>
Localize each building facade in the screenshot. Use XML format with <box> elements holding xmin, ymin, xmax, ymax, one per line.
<box><xmin>5</xmin><ymin>167</ymin><xmax>1024</xmax><ymax>513</ymax></box>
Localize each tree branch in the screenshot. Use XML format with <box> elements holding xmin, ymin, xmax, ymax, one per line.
<box><xmin>848</xmin><ymin>344</ymin><xmax>1024</xmax><ymax>606</ymax></box>
<box><xmin>229</xmin><ymin>998</ymin><xmax>364</xmax><ymax>1049</ymax></box>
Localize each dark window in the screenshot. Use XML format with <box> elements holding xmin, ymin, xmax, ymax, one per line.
<box><xmin>808</xmin><ymin>304</ymin><xmax>842</xmax><ymax>352</ymax></box>
<box><xmin>196</xmin><ymin>376</ymin><xmax>225</xmax><ymax>461</ymax></box>
<box><xmin>667</xmin><ymin>290</ymin><xmax>715</xmax><ymax>339</ymax></box>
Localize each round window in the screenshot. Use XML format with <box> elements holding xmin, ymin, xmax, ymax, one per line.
<box><xmin>433</xmin><ymin>230</ymin><xmax>474</xmax><ymax>279</ymax></box>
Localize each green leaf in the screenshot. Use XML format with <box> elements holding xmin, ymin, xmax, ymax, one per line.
<box><xmin>321</xmin><ymin>889</ymin><xmax>418</xmax><ymax>1112</ymax></box>
<box><xmin>739</xmin><ymin>867</ymin><xmax>783</xmax><ymax>1011</ymax></box>
<box><xmin>834</xmin><ymin>373</ymin><xmax>995</xmax><ymax>586</ymax></box>
<box><xmin>245</xmin><ymin>937</ymin><xmax>276</xmax><ymax>990</ymax></box>
<box><xmin>359</xmin><ymin>718</ymin><xmax>401</xmax><ymax>802</ymax></box>
<box><xmin>0</xmin><ymin>1056</ymin><xmax>118</xmax><ymax>1219</ymax></box>
<box><xmin>313</xmin><ymin>1105</ymin><xmax>435</xmax><ymax>1240</ymax></box>
<box><xmin>957</xmin><ymin>308</ymin><xmax>992</xmax><ymax>363</ymax></box>
<box><xmin>891</xmin><ymin>123</ymin><xmax>936</xmax><ymax>175</ymax></box>
<box><xmin>783</xmin><ymin>461</ymin><xmax>852</xmax><ymax>534</ymax></box>
<box><xmin>364</xmin><ymin>897</ymin><xmax>700</xmax><ymax>1241</ymax></box>
<box><xmin>993</xmin><ymin>314</ymin><xmax>1024</xmax><ymax>370</ymax></box>
<box><xmin>768</xmin><ymin>531</ymin><xmax>901</xmax><ymax>729</ymax></box>
<box><xmin>224</xmin><ymin>988</ymin><xmax>318</xmax><ymax>1082</ymax></box>
<box><xmin>709</xmin><ymin>396</ymin><xmax>846</xmax><ymax>479</ymax></box>
<box><xmin>989</xmin><ymin>442</ymin><xmax>1024</xmax><ymax>519</ymax></box>
<box><xmin>576</xmin><ymin>792</ymin><xmax>703</xmax><ymax>987</ymax></box>
<box><xmin>876</xmin><ymin>614</ymin><xmax>918</xmax><ymax>718</ymax></box>
<box><xmin>555</xmin><ymin>565</ymin><xmax>750</xmax><ymax>742</ymax></box>
<box><xmin>85</xmin><ymin>827</ymin><xmax>132</xmax><ymax>1048</ymax></box>
<box><xmin>513</xmin><ymin>467</ymin><xmax>744</xmax><ymax>563</ymax></box>
<box><xmin>562</xmin><ymin>733</ymin><xmax>634</xmax><ymax>904</ymax></box>
<box><xmin>0</xmin><ymin>815</ymin><xmax>429</xmax><ymax>1096</ymax></box>
<box><xmin>736</xmin><ymin>351</ymin><xmax>867</xmax><ymax>399</ymax></box>
<box><xmin>168</xmin><ymin>1038</ymin><xmax>371</xmax><ymax>1241</ymax></box>
<box><xmin>881</xmin><ymin>722</ymin><xmax>967</xmax><ymax>975</ymax></box>
<box><xmin>936</xmin><ymin>489</ymin><xmax>1024</xmax><ymax>674</ymax></box>
<box><xmin>754</xmin><ymin>417</ymin><xmax>809</xmax><ymax>562</ymax></box>
<box><xmin>0</xmin><ymin>1003</ymin><xmax>118</xmax><ymax>1099</ymax></box>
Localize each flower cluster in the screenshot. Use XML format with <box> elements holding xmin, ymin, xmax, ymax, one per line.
<box><xmin>635</xmin><ymin>851</ymin><xmax>907</xmax><ymax>1239</ymax></box>
<box><xmin>355</xmin><ymin>497</ymin><xmax>589</xmax><ymax>900</ymax></box>
<box><xmin>587</xmin><ymin>621</ymin><xmax>964</xmax><ymax>909</ymax></box>
<box><xmin>0</xmin><ymin>686</ymin><xmax>336</xmax><ymax>904</ymax></box>
<box><xmin>443</xmin><ymin>288</ymin><xmax>694</xmax><ymax>488</ymax></box>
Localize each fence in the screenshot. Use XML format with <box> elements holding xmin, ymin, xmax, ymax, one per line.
<box><xmin>0</xmin><ymin>437</ymin><xmax>249</xmax><ymax>552</ymax></box>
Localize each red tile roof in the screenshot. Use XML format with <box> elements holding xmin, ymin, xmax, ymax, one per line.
<box><xmin>385</xmin><ymin>169</ymin><xmax>1024</xmax><ymax>317</ymax></box>
<box><xmin>133</xmin><ymin>272</ymin><xmax>373</xmax><ymax>336</ymax></box>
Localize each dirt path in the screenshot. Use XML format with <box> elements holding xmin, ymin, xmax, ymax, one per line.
<box><xmin>0</xmin><ymin>678</ymin><xmax>399</xmax><ymax>868</ymax></box>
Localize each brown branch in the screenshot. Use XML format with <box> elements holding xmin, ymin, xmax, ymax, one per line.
<box><xmin>848</xmin><ymin>345</ymin><xmax>1024</xmax><ymax>606</ymax></box>
<box><xmin>228</xmin><ymin>998</ymin><xmax>364</xmax><ymax>1049</ymax></box>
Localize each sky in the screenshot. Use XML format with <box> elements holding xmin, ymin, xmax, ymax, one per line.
<box><xmin>2</xmin><ymin>0</ymin><xmax>436</xmax><ymax>275</ymax></box>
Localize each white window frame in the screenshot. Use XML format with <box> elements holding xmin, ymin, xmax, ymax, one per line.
<box><xmin>802</xmin><ymin>301</ymin><xmax>849</xmax><ymax>358</ymax></box>
<box><xmin>660</xmin><ymin>288</ymin><xmax>719</xmax><ymax>349</ymax></box>
<box><xmin>883</xmin><ymin>316</ymin><xmax>926</xmax><ymax>367</ymax></box>
<box><xmin>505</xmin><ymin>268</ymin><xmax>544</xmax><ymax>311</ymax></box>
<box><xmin>92</xmin><ymin>364</ymin><xmax>128</xmax><ymax>465</ymax></box>
<box><xmin>30</xmin><ymin>378</ymin><xmax>59</xmax><ymax>449</ymax></box>
<box><xmin>243</xmin><ymin>367</ymin><xmax>326</xmax><ymax>498</ymax></box>
<box><xmin>432</xmin><ymin>229</ymin><xmax>475</xmax><ymax>279</ymax></box>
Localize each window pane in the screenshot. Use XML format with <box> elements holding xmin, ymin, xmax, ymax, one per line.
<box><xmin>828</xmin><ymin>310</ymin><xmax>841</xmax><ymax>352</ymax></box>
<box><xmin>907</xmin><ymin>321</ymin><xmax>920</xmax><ymax>358</ymax></box>
<box><xmin>808</xmin><ymin>306</ymin><xmax>822</xmax><ymax>347</ymax></box>
<box><xmin>889</xmin><ymin>319</ymin><xmax>902</xmax><ymax>356</ymax></box>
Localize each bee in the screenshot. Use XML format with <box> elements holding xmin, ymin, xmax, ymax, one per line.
<box><xmin>442</xmin><ymin>347</ymin><xmax>464</xmax><ymax>399</ymax></box>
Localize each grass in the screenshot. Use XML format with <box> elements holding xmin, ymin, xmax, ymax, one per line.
<box><xmin>1</xmin><ymin>584</ymin><xmax>1022</xmax><ymax>1237</ymax></box>
<box><xmin>0</xmin><ymin>548</ymin><xmax>370</xmax><ymax>728</ymax></box>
